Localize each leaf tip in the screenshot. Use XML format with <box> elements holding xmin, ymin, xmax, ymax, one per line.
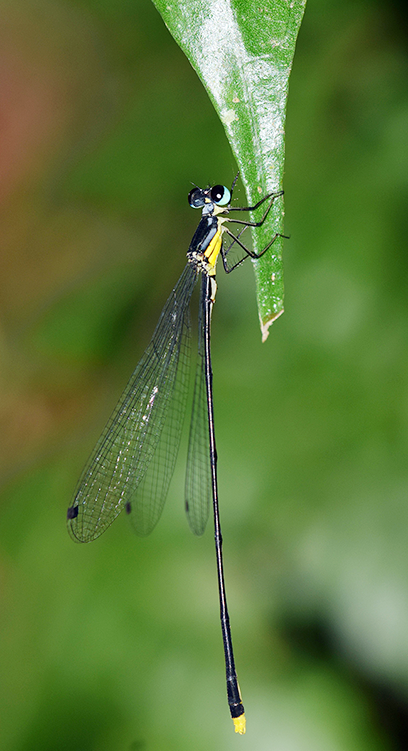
<box><xmin>260</xmin><ymin>307</ymin><xmax>284</xmax><ymax>342</ymax></box>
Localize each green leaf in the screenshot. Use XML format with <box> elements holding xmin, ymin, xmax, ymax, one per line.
<box><xmin>152</xmin><ymin>0</ymin><xmax>306</xmax><ymax>339</ymax></box>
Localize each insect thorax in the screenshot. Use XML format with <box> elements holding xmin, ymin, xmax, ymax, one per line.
<box><xmin>187</xmin><ymin>215</ymin><xmax>221</xmax><ymax>275</ymax></box>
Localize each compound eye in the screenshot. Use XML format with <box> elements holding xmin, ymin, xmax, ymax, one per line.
<box><xmin>210</xmin><ymin>185</ymin><xmax>231</xmax><ymax>206</ymax></box>
<box><xmin>188</xmin><ymin>187</ymin><xmax>205</xmax><ymax>208</ymax></box>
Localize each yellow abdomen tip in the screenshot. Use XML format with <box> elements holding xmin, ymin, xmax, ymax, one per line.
<box><xmin>233</xmin><ymin>713</ymin><xmax>246</xmax><ymax>734</ymax></box>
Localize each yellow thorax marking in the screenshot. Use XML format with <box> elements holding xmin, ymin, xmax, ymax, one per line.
<box><xmin>204</xmin><ymin>220</ymin><xmax>224</xmax><ymax>269</ymax></box>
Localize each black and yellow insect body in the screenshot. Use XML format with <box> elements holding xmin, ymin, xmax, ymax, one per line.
<box><xmin>67</xmin><ymin>176</ymin><xmax>284</xmax><ymax>733</ymax></box>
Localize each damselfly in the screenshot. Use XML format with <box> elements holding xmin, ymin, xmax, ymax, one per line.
<box><xmin>67</xmin><ymin>175</ymin><xmax>284</xmax><ymax>734</ymax></box>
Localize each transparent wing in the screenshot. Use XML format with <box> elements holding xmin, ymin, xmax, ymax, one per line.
<box><xmin>126</xmin><ymin>297</ymin><xmax>191</xmax><ymax>536</ymax></box>
<box><xmin>184</xmin><ymin>274</ymin><xmax>211</xmax><ymax>536</ymax></box>
<box><xmin>67</xmin><ymin>264</ymin><xmax>197</xmax><ymax>542</ymax></box>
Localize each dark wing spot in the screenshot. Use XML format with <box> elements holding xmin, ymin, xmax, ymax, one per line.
<box><xmin>125</xmin><ymin>502</ymin><xmax>132</xmax><ymax>514</ymax></box>
<box><xmin>67</xmin><ymin>506</ymin><xmax>79</xmax><ymax>520</ymax></box>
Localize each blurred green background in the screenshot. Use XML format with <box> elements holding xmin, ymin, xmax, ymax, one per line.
<box><xmin>1</xmin><ymin>0</ymin><xmax>408</xmax><ymax>749</ymax></box>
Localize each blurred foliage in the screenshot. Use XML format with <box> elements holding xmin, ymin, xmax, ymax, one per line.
<box><xmin>0</xmin><ymin>0</ymin><xmax>408</xmax><ymax>749</ymax></box>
